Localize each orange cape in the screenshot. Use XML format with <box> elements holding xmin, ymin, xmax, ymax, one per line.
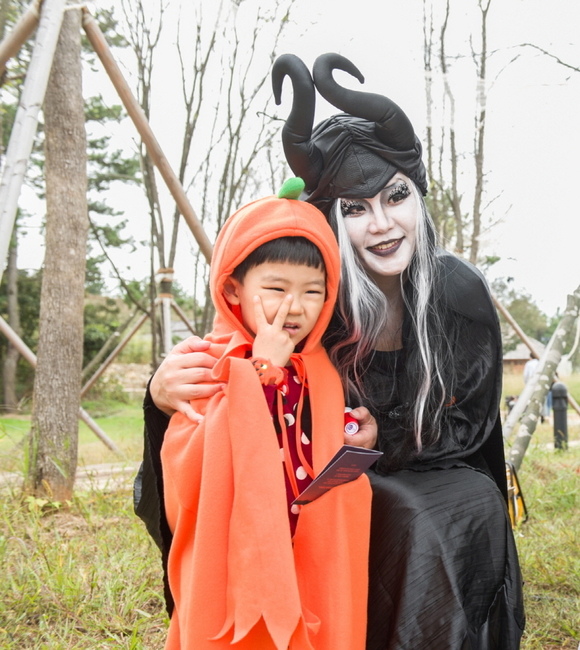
<box><xmin>161</xmin><ymin>196</ymin><xmax>372</xmax><ymax>649</ymax></box>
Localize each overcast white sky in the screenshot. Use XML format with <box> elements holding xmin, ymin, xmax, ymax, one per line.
<box><xmin>275</xmin><ymin>0</ymin><xmax>580</xmax><ymax>317</ymax></box>
<box><xmin>14</xmin><ymin>0</ymin><xmax>580</xmax><ymax>317</ymax></box>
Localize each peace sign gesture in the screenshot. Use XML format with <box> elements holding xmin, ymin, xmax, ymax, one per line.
<box><xmin>252</xmin><ymin>294</ymin><xmax>295</xmax><ymax>368</ymax></box>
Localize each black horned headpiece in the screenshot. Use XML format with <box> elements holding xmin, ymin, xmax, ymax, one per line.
<box><xmin>272</xmin><ymin>52</ymin><xmax>428</xmax><ymax>215</ymax></box>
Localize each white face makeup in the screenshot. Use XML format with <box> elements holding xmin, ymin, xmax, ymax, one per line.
<box><xmin>340</xmin><ymin>174</ymin><xmax>418</xmax><ymax>286</ymax></box>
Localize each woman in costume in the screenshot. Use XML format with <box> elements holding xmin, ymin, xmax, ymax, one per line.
<box><xmin>135</xmin><ymin>53</ymin><xmax>525</xmax><ymax>649</ymax></box>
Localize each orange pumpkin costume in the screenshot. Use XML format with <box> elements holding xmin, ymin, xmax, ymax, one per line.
<box><xmin>160</xmin><ymin>194</ymin><xmax>372</xmax><ymax>650</ymax></box>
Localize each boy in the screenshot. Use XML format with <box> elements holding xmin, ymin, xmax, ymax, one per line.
<box><xmin>160</xmin><ymin>182</ymin><xmax>374</xmax><ymax>650</ymax></box>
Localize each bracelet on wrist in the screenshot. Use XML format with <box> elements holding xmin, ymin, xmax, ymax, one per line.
<box><xmin>250</xmin><ymin>357</ymin><xmax>289</xmax><ymax>393</ymax></box>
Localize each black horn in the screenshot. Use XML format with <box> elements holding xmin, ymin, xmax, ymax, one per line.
<box><xmin>312</xmin><ymin>53</ymin><xmax>416</xmax><ymax>151</ymax></box>
<box><xmin>272</xmin><ymin>54</ymin><xmax>323</xmax><ymax>190</ymax></box>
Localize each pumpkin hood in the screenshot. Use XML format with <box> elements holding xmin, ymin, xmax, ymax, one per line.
<box><xmin>210</xmin><ymin>195</ymin><xmax>340</xmax><ymax>355</ymax></box>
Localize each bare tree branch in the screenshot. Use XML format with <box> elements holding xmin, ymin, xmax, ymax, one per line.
<box><xmin>519</xmin><ymin>42</ymin><xmax>580</xmax><ymax>73</ymax></box>
<box><xmin>114</xmin><ymin>0</ymin><xmax>294</xmax><ymax>338</ymax></box>
<box><xmin>88</xmin><ymin>216</ymin><xmax>150</xmax><ymax>314</ymax></box>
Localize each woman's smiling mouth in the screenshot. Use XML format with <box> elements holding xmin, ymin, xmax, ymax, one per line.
<box><xmin>367</xmin><ymin>238</ymin><xmax>404</xmax><ymax>256</ymax></box>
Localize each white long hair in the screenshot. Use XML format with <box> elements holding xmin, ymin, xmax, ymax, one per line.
<box><xmin>325</xmin><ymin>181</ymin><xmax>451</xmax><ymax>451</ymax></box>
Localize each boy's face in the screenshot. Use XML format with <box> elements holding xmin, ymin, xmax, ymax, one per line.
<box><xmin>224</xmin><ymin>261</ymin><xmax>326</xmax><ymax>347</ymax></box>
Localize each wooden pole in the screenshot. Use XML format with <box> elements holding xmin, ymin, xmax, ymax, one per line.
<box><xmin>171</xmin><ymin>300</ymin><xmax>198</xmax><ymax>336</ymax></box>
<box><xmin>0</xmin><ymin>315</ymin><xmax>124</xmax><ymax>456</ymax></box>
<box><xmin>509</xmin><ymin>285</ymin><xmax>580</xmax><ymax>470</ymax></box>
<box><xmin>0</xmin><ymin>314</ymin><xmax>35</xmax><ymax>366</ymax></box>
<box><xmin>502</xmin><ymin>356</ymin><xmax>544</xmax><ymax>440</ymax></box>
<box><xmin>0</xmin><ymin>0</ymin><xmax>62</xmax><ymax>276</ymax></box>
<box><xmin>161</xmin><ymin>296</ymin><xmax>172</xmax><ymax>355</ymax></box>
<box><xmin>0</xmin><ymin>0</ymin><xmax>41</xmax><ymax>78</ymax></box>
<box><xmin>80</xmin><ymin>311</ymin><xmax>150</xmax><ymax>397</ymax></box>
<box><xmin>81</xmin><ymin>8</ymin><xmax>214</xmax><ymax>264</ymax></box>
<box><xmin>493</xmin><ymin>294</ymin><xmax>541</xmax><ymax>357</ymax></box>
<box><xmin>493</xmin><ymin>293</ymin><xmax>580</xmax><ymax>417</ymax></box>
<box><xmin>77</xmin><ymin>407</ymin><xmax>126</xmax><ymax>460</ymax></box>
<box><xmin>0</xmin><ymin>0</ymin><xmax>66</xmax><ymax>285</ymax></box>
<box><xmin>82</xmin><ymin>307</ymin><xmax>140</xmax><ymax>381</ymax></box>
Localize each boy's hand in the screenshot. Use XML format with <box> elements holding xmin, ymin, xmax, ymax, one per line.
<box><xmin>344</xmin><ymin>406</ymin><xmax>378</xmax><ymax>450</ymax></box>
<box><xmin>252</xmin><ymin>294</ymin><xmax>295</xmax><ymax>368</ymax></box>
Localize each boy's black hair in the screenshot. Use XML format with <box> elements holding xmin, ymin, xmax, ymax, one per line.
<box><xmin>231</xmin><ymin>236</ymin><xmax>325</xmax><ymax>283</ymax></box>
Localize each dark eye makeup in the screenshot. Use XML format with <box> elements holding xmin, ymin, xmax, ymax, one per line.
<box><xmin>387</xmin><ymin>181</ymin><xmax>411</xmax><ymax>203</ymax></box>
<box><xmin>340</xmin><ymin>199</ymin><xmax>366</xmax><ymax>217</ymax></box>
<box><xmin>340</xmin><ymin>181</ymin><xmax>411</xmax><ymax>217</ymax></box>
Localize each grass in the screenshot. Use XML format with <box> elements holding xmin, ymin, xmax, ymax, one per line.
<box><xmin>0</xmin><ymin>490</ymin><xmax>167</xmax><ymax>649</ymax></box>
<box><xmin>503</xmin><ymin>371</ymin><xmax>580</xmax><ymax>405</ymax></box>
<box><xmin>0</xmin><ymin>383</ymin><xmax>579</xmax><ymax>648</ymax></box>
<box><xmin>503</xmin><ymin>370</ymin><xmax>580</xmax><ymax>647</ymax></box>
<box><xmin>510</xmin><ymin>420</ymin><xmax>580</xmax><ymax>649</ymax></box>
<box><xmin>0</xmin><ymin>399</ymin><xmax>144</xmax><ymax>474</ymax></box>
<box><xmin>0</xmin><ymin>397</ymin><xmax>163</xmax><ymax>648</ymax></box>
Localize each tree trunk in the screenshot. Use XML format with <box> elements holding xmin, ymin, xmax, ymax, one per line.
<box><xmin>27</xmin><ymin>8</ymin><xmax>87</xmax><ymax>501</ymax></box>
<box><xmin>2</xmin><ymin>230</ymin><xmax>20</xmax><ymax>410</ymax></box>
<box><xmin>0</xmin><ymin>0</ymin><xmax>9</xmax><ymax>40</ymax></box>
<box><xmin>0</xmin><ymin>1</ymin><xmax>19</xmax><ymax>412</ymax></box>
<box><xmin>439</xmin><ymin>0</ymin><xmax>464</xmax><ymax>255</ymax></box>
<box><xmin>469</xmin><ymin>0</ymin><xmax>491</xmax><ymax>265</ymax></box>
<box><xmin>508</xmin><ymin>284</ymin><xmax>580</xmax><ymax>470</ymax></box>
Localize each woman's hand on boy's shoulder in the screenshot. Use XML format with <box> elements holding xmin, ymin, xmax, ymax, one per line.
<box><xmin>344</xmin><ymin>406</ymin><xmax>378</xmax><ymax>450</ymax></box>
<box><xmin>150</xmin><ymin>336</ymin><xmax>224</xmax><ymax>423</ymax></box>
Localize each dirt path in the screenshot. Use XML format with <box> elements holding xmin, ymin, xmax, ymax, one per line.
<box><xmin>2</xmin><ymin>421</ymin><xmax>578</xmax><ymax>494</ymax></box>
<box><xmin>0</xmin><ymin>461</ymin><xmax>140</xmax><ymax>493</ymax></box>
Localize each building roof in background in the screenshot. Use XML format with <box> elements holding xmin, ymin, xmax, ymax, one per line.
<box><xmin>503</xmin><ymin>339</ymin><xmax>545</xmax><ymax>361</ymax></box>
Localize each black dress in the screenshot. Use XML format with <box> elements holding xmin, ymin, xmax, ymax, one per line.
<box><xmin>363</xmin><ymin>348</ymin><xmax>524</xmax><ymax>649</ymax></box>
<box><xmin>134</xmin><ymin>251</ymin><xmax>525</xmax><ymax>649</ymax></box>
